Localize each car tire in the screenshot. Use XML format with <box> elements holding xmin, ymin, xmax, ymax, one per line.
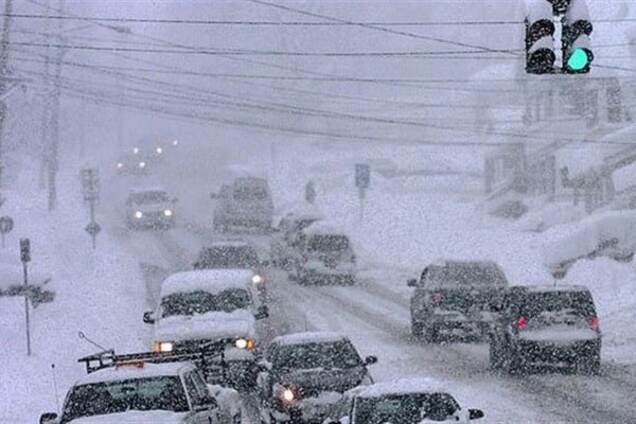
<box><xmin>577</xmin><ymin>352</ymin><xmax>601</xmax><ymax>375</ymax></box>
<box><xmin>411</xmin><ymin>321</ymin><xmax>424</xmax><ymax>337</ymax></box>
<box><xmin>503</xmin><ymin>345</ymin><xmax>523</xmax><ymax>374</ymax></box>
<box><xmin>422</xmin><ymin>326</ymin><xmax>439</xmax><ymax>343</ymax></box>
<box><xmin>489</xmin><ymin>339</ymin><xmax>502</xmax><ymax>370</ymax></box>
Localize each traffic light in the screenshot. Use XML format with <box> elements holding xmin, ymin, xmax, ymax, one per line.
<box><xmin>525</xmin><ymin>0</ymin><xmax>556</xmax><ymax>74</ymax></box>
<box><xmin>562</xmin><ymin>0</ymin><xmax>594</xmax><ymax>73</ymax></box>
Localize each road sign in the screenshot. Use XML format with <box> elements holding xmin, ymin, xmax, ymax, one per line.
<box><xmin>85</xmin><ymin>222</ymin><xmax>101</xmax><ymax>237</ymax></box>
<box><xmin>355</xmin><ymin>164</ymin><xmax>370</xmax><ymax>190</ymax></box>
<box><xmin>0</xmin><ymin>216</ymin><xmax>13</xmax><ymax>234</ymax></box>
<box><xmin>80</xmin><ymin>168</ymin><xmax>100</xmax><ymax>202</ymax></box>
<box><xmin>20</xmin><ymin>238</ymin><xmax>30</xmax><ymax>263</ymax></box>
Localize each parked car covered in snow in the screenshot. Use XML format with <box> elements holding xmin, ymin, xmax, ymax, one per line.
<box><xmin>143</xmin><ymin>270</ymin><xmax>269</xmax><ymax>387</ymax></box>
<box><xmin>324</xmin><ymin>378</ymin><xmax>485</xmax><ymax>424</ymax></box>
<box><xmin>212</xmin><ymin>176</ymin><xmax>274</xmax><ymax>231</ymax></box>
<box><xmin>408</xmin><ymin>260</ymin><xmax>509</xmax><ymax>342</ymax></box>
<box><xmin>257</xmin><ymin>331</ymin><xmax>377</xmax><ymax>424</ymax></box>
<box><xmin>289</xmin><ymin>223</ymin><xmax>356</xmax><ymax>285</ymax></box>
<box><xmin>39</xmin><ymin>356</ymin><xmax>238</xmax><ymax>424</ymax></box>
<box><xmin>126</xmin><ymin>188</ymin><xmax>177</xmax><ymax>230</ymax></box>
<box><xmin>489</xmin><ymin>285</ymin><xmax>601</xmax><ymax>374</ymax></box>
<box><xmin>270</xmin><ymin>208</ymin><xmax>324</xmax><ymax>269</ymax></box>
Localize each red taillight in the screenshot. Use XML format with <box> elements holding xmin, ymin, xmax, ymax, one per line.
<box><xmin>589</xmin><ymin>316</ymin><xmax>600</xmax><ymax>330</ymax></box>
<box><xmin>430</xmin><ymin>292</ymin><xmax>442</xmax><ymax>304</ymax></box>
<box><xmin>516</xmin><ymin>316</ymin><xmax>527</xmax><ymax>331</ymax></box>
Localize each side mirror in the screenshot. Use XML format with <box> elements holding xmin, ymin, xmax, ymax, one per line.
<box><xmin>40</xmin><ymin>413</ymin><xmax>58</xmax><ymax>424</ymax></box>
<box><xmin>258</xmin><ymin>359</ymin><xmax>272</xmax><ymax>372</ymax></box>
<box><xmin>255</xmin><ymin>305</ymin><xmax>269</xmax><ymax>320</ymax></box>
<box><xmin>193</xmin><ymin>261</ymin><xmax>202</xmax><ymax>270</ymax></box>
<box><xmin>260</xmin><ymin>260</ymin><xmax>270</xmax><ymax>268</ymax></box>
<box><xmin>210</xmin><ymin>192</ymin><xmax>217</xmax><ymax>199</ymax></box>
<box><xmin>364</xmin><ymin>355</ymin><xmax>378</xmax><ymax>365</ymax></box>
<box><xmin>407</xmin><ymin>278</ymin><xmax>418</xmax><ymax>287</ymax></box>
<box><xmin>469</xmin><ymin>409</ymin><xmax>485</xmax><ymax>420</ymax></box>
<box><xmin>143</xmin><ymin>311</ymin><xmax>155</xmax><ymax>324</ymax></box>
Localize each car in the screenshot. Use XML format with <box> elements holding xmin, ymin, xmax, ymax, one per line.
<box><xmin>270</xmin><ymin>208</ymin><xmax>324</xmax><ymax>270</ymax></box>
<box><xmin>256</xmin><ymin>331</ymin><xmax>377</xmax><ymax>424</ymax></box>
<box><xmin>289</xmin><ymin>222</ymin><xmax>356</xmax><ymax>285</ymax></box>
<box><xmin>408</xmin><ymin>260</ymin><xmax>509</xmax><ymax>342</ymax></box>
<box><xmin>325</xmin><ymin>378</ymin><xmax>485</xmax><ymax>424</ymax></box>
<box><xmin>489</xmin><ymin>285</ymin><xmax>601</xmax><ymax>374</ymax></box>
<box><xmin>39</xmin><ymin>351</ymin><xmax>239</xmax><ymax>424</ymax></box>
<box><xmin>143</xmin><ymin>269</ymin><xmax>269</xmax><ymax>387</ymax></box>
<box><xmin>193</xmin><ymin>240</ymin><xmax>268</xmax><ymax>297</ymax></box>
<box><xmin>126</xmin><ymin>188</ymin><xmax>177</xmax><ymax>230</ymax></box>
<box><xmin>212</xmin><ymin>176</ymin><xmax>274</xmax><ymax>231</ymax></box>
<box><xmin>114</xmin><ymin>153</ymin><xmax>151</xmax><ymax>176</ymax></box>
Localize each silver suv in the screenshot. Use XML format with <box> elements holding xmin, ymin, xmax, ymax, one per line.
<box><xmin>212</xmin><ymin>177</ymin><xmax>274</xmax><ymax>231</ymax></box>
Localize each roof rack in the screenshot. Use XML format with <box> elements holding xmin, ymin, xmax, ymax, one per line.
<box><xmin>78</xmin><ymin>340</ymin><xmax>230</xmax><ymax>374</ymax></box>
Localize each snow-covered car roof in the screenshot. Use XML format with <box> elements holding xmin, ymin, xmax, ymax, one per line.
<box><xmin>128</xmin><ymin>186</ymin><xmax>167</xmax><ymax>194</ymax></box>
<box><xmin>347</xmin><ymin>378</ymin><xmax>450</xmax><ymax>399</ymax></box>
<box><xmin>160</xmin><ymin>270</ymin><xmax>253</xmax><ymax>298</ymax></box>
<box><xmin>77</xmin><ymin>361</ymin><xmax>194</xmax><ymax>385</ymax></box>
<box><xmin>302</xmin><ymin>221</ymin><xmax>348</xmax><ymax>237</ymax></box>
<box><xmin>513</xmin><ymin>284</ymin><xmax>591</xmax><ymax>293</ymax></box>
<box><xmin>271</xmin><ymin>331</ymin><xmax>348</xmax><ymax>346</ymax></box>
<box><xmin>67</xmin><ymin>410</ymin><xmax>188</xmax><ymax>423</ymax></box>
<box><xmin>428</xmin><ymin>259</ymin><xmax>499</xmax><ymax>267</ymax></box>
<box><xmin>206</xmin><ymin>240</ymin><xmax>251</xmax><ymax>248</ymax></box>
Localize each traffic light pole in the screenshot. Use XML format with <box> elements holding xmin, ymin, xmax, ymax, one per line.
<box><xmin>23</xmin><ymin>258</ymin><xmax>31</xmax><ymax>356</ymax></box>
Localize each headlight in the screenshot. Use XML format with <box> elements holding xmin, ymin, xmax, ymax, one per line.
<box><xmin>164</xmin><ymin>209</ymin><xmax>173</xmax><ymax>217</ymax></box>
<box><xmin>134</xmin><ymin>211</ymin><xmax>143</xmax><ymax>219</ymax></box>
<box><xmin>234</xmin><ymin>338</ymin><xmax>255</xmax><ymax>350</ymax></box>
<box><xmin>282</xmin><ymin>388</ymin><xmax>295</xmax><ymax>402</ymax></box>
<box><xmin>156</xmin><ymin>147</ymin><xmax>163</xmax><ymax>154</ymax></box>
<box><xmin>172</xmin><ymin>140</ymin><xmax>179</xmax><ymax>146</ymax></box>
<box><xmin>153</xmin><ymin>341</ymin><xmax>174</xmax><ymax>353</ymax></box>
<box><xmin>133</xmin><ymin>147</ymin><xmax>140</xmax><ymax>154</ymax></box>
<box><xmin>251</xmin><ymin>274</ymin><xmax>264</xmax><ymax>285</ymax></box>
<box><xmin>138</xmin><ymin>161</ymin><xmax>146</xmax><ymax>169</ymax></box>
<box><xmin>116</xmin><ymin>162</ymin><xmax>123</xmax><ymax>169</ymax></box>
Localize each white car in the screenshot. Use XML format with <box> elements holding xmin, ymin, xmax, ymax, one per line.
<box><xmin>325</xmin><ymin>378</ymin><xmax>485</xmax><ymax>424</ymax></box>
<box><xmin>126</xmin><ymin>188</ymin><xmax>177</xmax><ymax>230</ymax></box>
<box><xmin>144</xmin><ymin>269</ymin><xmax>269</xmax><ymax>386</ymax></box>
<box><xmin>290</xmin><ymin>222</ymin><xmax>357</xmax><ymax>285</ymax></box>
<box><xmin>39</xmin><ymin>359</ymin><xmax>241</xmax><ymax>424</ymax></box>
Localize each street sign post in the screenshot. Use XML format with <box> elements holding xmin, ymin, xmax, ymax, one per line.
<box><xmin>80</xmin><ymin>168</ymin><xmax>100</xmax><ymax>249</ymax></box>
<box><xmin>0</xmin><ymin>215</ymin><xmax>13</xmax><ymax>247</ymax></box>
<box><xmin>305</xmin><ymin>180</ymin><xmax>316</xmax><ymax>205</ymax></box>
<box><xmin>20</xmin><ymin>238</ymin><xmax>31</xmax><ymax>356</ymax></box>
<box><xmin>355</xmin><ymin>164</ymin><xmax>371</xmax><ymax>222</ymax></box>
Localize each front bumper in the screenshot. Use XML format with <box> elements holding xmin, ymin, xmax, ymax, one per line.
<box><xmin>271</xmin><ymin>392</ymin><xmax>342</xmax><ymax>423</ymax></box>
<box><xmin>128</xmin><ymin>214</ymin><xmax>175</xmax><ymax>229</ymax></box>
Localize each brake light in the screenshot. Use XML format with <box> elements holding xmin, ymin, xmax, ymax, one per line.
<box><xmin>589</xmin><ymin>316</ymin><xmax>600</xmax><ymax>330</ymax></box>
<box><xmin>430</xmin><ymin>292</ymin><xmax>442</xmax><ymax>304</ymax></box>
<box><xmin>516</xmin><ymin>316</ymin><xmax>527</xmax><ymax>331</ymax></box>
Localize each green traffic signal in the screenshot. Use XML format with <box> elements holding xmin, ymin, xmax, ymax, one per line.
<box><xmin>566</xmin><ymin>48</ymin><xmax>591</xmax><ymax>71</ymax></box>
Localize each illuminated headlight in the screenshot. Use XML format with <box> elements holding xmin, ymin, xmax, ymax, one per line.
<box><xmin>172</xmin><ymin>140</ymin><xmax>179</xmax><ymax>146</ymax></box>
<box><xmin>251</xmin><ymin>274</ymin><xmax>264</xmax><ymax>285</ymax></box>
<box><xmin>133</xmin><ymin>147</ymin><xmax>140</xmax><ymax>154</ymax></box>
<box><xmin>234</xmin><ymin>338</ymin><xmax>255</xmax><ymax>350</ymax></box>
<box><xmin>153</xmin><ymin>341</ymin><xmax>174</xmax><ymax>353</ymax></box>
<box><xmin>116</xmin><ymin>162</ymin><xmax>123</xmax><ymax>169</ymax></box>
<box><xmin>134</xmin><ymin>211</ymin><xmax>143</xmax><ymax>219</ymax></box>
<box><xmin>156</xmin><ymin>147</ymin><xmax>163</xmax><ymax>154</ymax></box>
<box><xmin>282</xmin><ymin>388</ymin><xmax>295</xmax><ymax>402</ymax></box>
<box><xmin>138</xmin><ymin>161</ymin><xmax>146</xmax><ymax>169</ymax></box>
<box><xmin>164</xmin><ymin>209</ymin><xmax>173</xmax><ymax>217</ymax></box>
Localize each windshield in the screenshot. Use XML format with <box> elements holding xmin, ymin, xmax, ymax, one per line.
<box><xmin>197</xmin><ymin>246</ymin><xmax>259</xmax><ymax>268</ymax></box>
<box><xmin>272</xmin><ymin>340</ymin><xmax>362</xmax><ymax>370</ymax></box>
<box><xmin>354</xmin><ymin>393</ymin><xmax>459</xmax><ymax>424</ymax></box>
<box><xmin>427</xmin><ymin>263</ymin><xmax>507</xmax><ymax>288</ymax></box>
<box><xmin>60</xmin><ymin>376</ymin><xmax>188</xmax><ymax>422</ymax></box>
<box><xmin>161</xmin><ymin>288</ymin><xmax>251</xmax><ymax>317</ymax></box>
<box><xmin>130</xmin><ymin>191</ymin><xmax>169</xmax><ymax>204</ymax></box>
<box><xmin>234</xmin><ymin>181</ymin><xmax>268</xmax><ymax>201</ymax></box>
<box><xmin>308</xmin><ymin>235</ymin><xmax>350</xmax><ymax>252</ymax></box>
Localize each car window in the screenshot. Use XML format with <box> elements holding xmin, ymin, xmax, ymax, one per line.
<box><xmin>354</xmin><ymin>393</ymin><xmax>459</xmax><ymax>424</ymax></box>
<box><xmin>198</xmin><ymin>246</ymin><xmax>259</xmax><ymax>268</ymax></box>
<box><xmin>60</xmin><ymin>376</ymin><xmax>189</xmax><ymax>421</ymax></box>
<box><xmin>273</xmin><ymin>340</ymin><xmax>362</xmax><ymax>370</ymax></box>
<box><xmin>161</xmin><ymin>288</ymin><xmax>252</xmax><ymax>317</ymax></box>
<box><xmin>308</xmin><ymin>235</ymin><xmax>350</xmax><ymax>252</ymax></box>
<box><xmin>426</xmin><ymin>263</ymin><xmax>507</xmax><ymax>288</ymax></box>
<box><xmin>130</xmin><ymin>191</ymin><xmax>169</xmax><ymax>204</ymax></box>
<box><xmin>516</xmin><ymin>291</ymin><xmax>596</xmax><ymax>320</ymax></box>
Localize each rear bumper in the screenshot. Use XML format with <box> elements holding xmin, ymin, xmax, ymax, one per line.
<box><xmin>514</xmin><ymin>338</ymin><xmax>601</xmax><ymax>365</ymax></box>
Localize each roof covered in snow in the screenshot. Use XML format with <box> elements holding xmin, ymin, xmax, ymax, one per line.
<box><xmin>160</xmin><ymin>270</ymin><xmax>253</xmax><ymax>298</ymax></box>
<box><xmin>271</xmin><ymin>331</ymin><xmax>348</xmax><ymax>346</ymax></box>
<box><xmin>513</xmin><ymin>284</ymin><xmax>591</xmax><ymax>293</ymax></box>
<box><xmin>77</xmin><ymin>361</ymin><xmax>194</xmax><ymax>385</ymax></box>
<box><xmin>206</xmin><ymin>239</ymin><xmax>251</xmax><ymax>248</ymax></box>
<box><xmin>348</xmin><ymin>378</ymin><xmax>450</xmax><ymax>399</ymax></box>
<box><xmin>302</xmin><ymin>221</ymin><xmax>348</xmax><ymax>237</ymax></box>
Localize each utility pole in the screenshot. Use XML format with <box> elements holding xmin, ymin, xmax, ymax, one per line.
<box><xmin>39</xmin><ymin>0</ymin><xmax>51</xmax><ymax>191</ymax></box>
<box><xmin>48</xmin><ymin>0</ymin><xmax>65</xmax><ymax>211</ymax></box>
<box><xmin>0</xmin><ymin>0</ymin><xmax>13</xmax><ymax>189</ymax></box>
